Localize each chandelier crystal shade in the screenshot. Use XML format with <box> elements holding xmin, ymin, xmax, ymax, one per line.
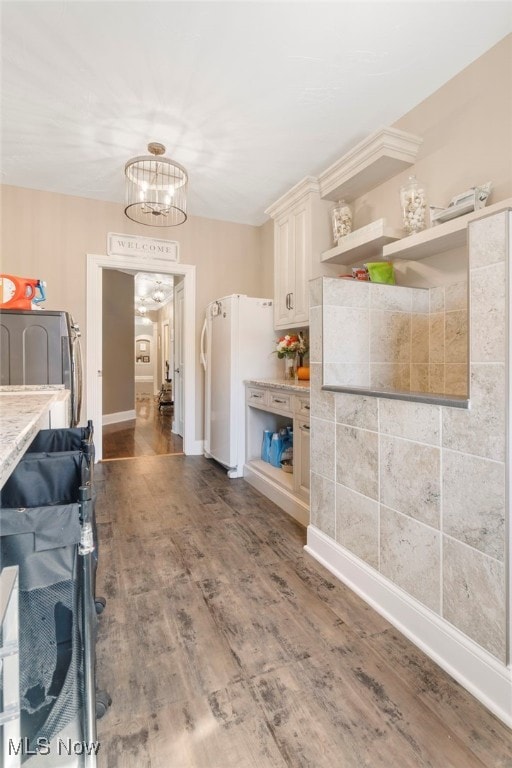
<box><xmin>125</xmin><ymin>142</ymin><xmax>188</xmax><ymax>227</ymax></box>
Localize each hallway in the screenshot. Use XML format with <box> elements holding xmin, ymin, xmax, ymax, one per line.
<box><xmin>94</xmin><ymin>455</ymin><xmax>512</xmax><ymax>768</ymax></box>
<box><xmin>102</xmin><ymin>395</ymin><xmax>183</xmax><ymax>460</ymax></box>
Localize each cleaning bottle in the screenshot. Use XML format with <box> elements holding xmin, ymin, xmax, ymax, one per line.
<box><xmin>0</xmin><ymin>274</ymin><xmax>46</xmax><ymax>309</ymax></box>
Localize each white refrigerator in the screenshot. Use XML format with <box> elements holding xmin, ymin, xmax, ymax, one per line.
<box><xmin>201</xmin><ymin>294</ymin><xmax>279</xmax><ymax>478</ymax></box>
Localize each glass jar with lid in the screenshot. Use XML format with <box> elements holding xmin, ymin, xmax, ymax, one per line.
<box><xmin>400</xmin><ymin>175</ymin><xmax>428</xmax><ymax>235</ymax></box>
<box><xmin>331</xmin><ymin>200</ymin><xmax>353</xmax><ymax>242</ymax></box>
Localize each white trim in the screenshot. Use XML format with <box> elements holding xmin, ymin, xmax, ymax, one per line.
<box><xmin>102</xmin><ymin>409</ymin><xmax>136</xmax><ymax>426</ymax></box>
<box><xmin>86</xmin><ymin>253</ymin><xmax>196</xmax><ymax>461</ymax></box>
<box><xmin>134</xmin><ymin>376</ymin><xmax>154</xmax><ymax>383</ymax></box>
<box><xmin>305</xmin><ymin>525</ymin><xmax>512</xmax><ymax>727</ymax></box>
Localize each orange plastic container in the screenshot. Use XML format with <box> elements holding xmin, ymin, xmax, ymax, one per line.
<box><xmin>0</xmin><ymin>275</ymin><xmax>46</xmax><ymax>309</ymax></box>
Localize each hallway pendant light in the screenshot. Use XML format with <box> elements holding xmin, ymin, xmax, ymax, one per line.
<box><xmin>125</xmin><ymin>142</ymin><xmax>188</xmax><ymax>227</ymax></box>
<box><xmin>152</xmin><ymin>281</ymin><xmax>165</xmax><ymax>303</ymax></box>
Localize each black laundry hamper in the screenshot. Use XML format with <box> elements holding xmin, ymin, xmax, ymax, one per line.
<box><xmin>0</xmin><ymin>422</ymin><xmax>110</xmax><ymax>766</ymax></box>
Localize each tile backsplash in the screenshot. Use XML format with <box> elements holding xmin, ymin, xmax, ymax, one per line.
<box><xmin>322</xmin><ymin>279</ymin><xmax>468</xmax><ymax>397</ymax></box>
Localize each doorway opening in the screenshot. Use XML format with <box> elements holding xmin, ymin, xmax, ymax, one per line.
<box><xmin>86</xmin><ymin>253</ymin><xmax>198</xmax><ymax>462</ymax></box>
<box><xmin>101</xmin><ymin>268</ymin><xmax>183</xmax><ymax>460</ymax></box>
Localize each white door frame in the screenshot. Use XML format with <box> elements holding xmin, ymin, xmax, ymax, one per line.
<box><xmin>86</xmin><ymin>253</ymin><xmax>199</xmax><ymax>460</ymax></box>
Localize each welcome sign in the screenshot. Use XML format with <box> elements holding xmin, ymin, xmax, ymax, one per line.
<box><xmin>107</xmin><ymin>233</ymin><xmax>179</xmax><ymax>262</ymax></box>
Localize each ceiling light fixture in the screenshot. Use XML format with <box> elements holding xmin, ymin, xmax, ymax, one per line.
<box><xmin>125</xmin><ymin>142</ymin><xmax>188</xmax><ymax>227</ymax></box>
<box><xmin>152</xmin><ymin>281</ymin><xmax>165</xmax><ymax>303</ymax></box>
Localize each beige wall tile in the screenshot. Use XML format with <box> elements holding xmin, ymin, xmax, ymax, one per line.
<box><xmin>470</xmin><ymin>261</ymin><xmax>506</xmax><ymax>363</ymax></box>
<box><xmin>443</xmin><ymin>537</ymin><xmax>506</xmax><ymax>662</ymax></box>
<box><xmin>468</xmin><ymin>211</ymin><xmax>507</xmax><ymax>269</ymax></box>
<box><xmin>323</xmin><ymin>306</ymin><xmax>369</xmax><ymax>363</ymax></box>
<box><xmin>310</xmin><ymin>305</ymin><xmax>323</xmax><ymax>364</ymax></box>
<box><xmin>442</xmin><ymin>363</ymin><xmax>506</xmax><ymax>461</ymax></box>
<box><xmin>429</xmin><ymin>312</ymin><xmax>445</xmax><ymax>364</ymax></box>
<box><xmin>336</xmin><ymin>484</ymin><xmax>379</xmax><ymax>569</ymax></box>
<box><xmin>380</xmin><ymin>506</ymin><xmax>440</xmax><ymax>613</ymax></box>
<box><xmin>370</xmin><ymin>363</ymin><xmax>411</xmax><ymax>391</ymax></box>
<box><xmin>429</xmin><ymin>364</ymin><xmax>445</xmax><ymax>394</ymax></box>
<box><xmin>444</xmin><ymin>280</ymin><xmax>468</xmax><ymax>311</ymax></box>
<box><xmin>323</xmin><ymin>362</ymin><xmax>370</xmax><ymax>388</ymax></box>
<box><xmin>411</xmin><ymin>314</ymin><xmax>429</xmax><ymax>363</ymax></box>
<box><xmin>410</xmin><ymin>364</ymin><xmax>429</xmax><ymax>393</ymax></box>
<box><xmin>413</xmin><ymin>288</ymin><xmax>430</xmax><ymax>314</ymax></box>
<box><xmin>370</xmin><ymin>310</ymin><xmax>411</xmax><ymax>363</ymax></box>
<box><xmin>444</xmin><ymin>364</ymin><xmax>468</xmax><ymax>397</ymax></box>
<box><xmin>429</xmin><ymin>286</ymin><xmax>445</xmax><ymax>313</ymax></box>
<box><xmin>370</xmin><ymin>284</ymin><xmax>413</xmax><ymax>312</ymax></box>
<box><xmin>379</xmin><ymin>399</ymin><xmax>440</xmax><ymax>445</ymax></box>
<box><xmin>310</xmin><ymin>472</ymin><xmax>335</xmax><ymax>538</ymax></box>
<box><xmin>311</xmin><ymin>417</ymin><xmax>336</xmax><ymax>481</ymax></box>
<box><xmin>309</xmin><ymin>277</ymin><xmax>323</xmax><ymax>309</ymax></box>
<box><xmin>335</xmin><ymin>392</ymin><xmax>378</xmax><ymax>430</ymax></box>
<box><xmin>336</xmin><ymin>424</ymin><xmax>378</xmax><ymax>500</ymax></box>
<box><xmin>445</xmin><ymin>310</ymin><xmax>468</xmax><ymax>364</ymax></box>
<box><xmin>323</xmin><ymin>277</ymin><xmax>369</xmax><ymax>308</ymax></box>
<box><xmin>442</xmin><ymin>450</ymin><xmax>505</xmax><ymax>560</ymax></box>
<box><xmin>310</xmin><ymin>363</ymin><xmax>335</xmax><ymax>421</ymax></box>
<box><xmin>380</xmin><ymin>435</ymin><xmax>440</xmax><ymax>527</ymax></box>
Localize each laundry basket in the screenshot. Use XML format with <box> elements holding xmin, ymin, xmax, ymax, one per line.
<box><xmin>0</xmin><ymin>427</ymin><xmax>110</xmax><ymax>766</ymax></box>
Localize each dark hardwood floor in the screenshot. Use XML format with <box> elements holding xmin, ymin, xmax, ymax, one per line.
<box><xmin>102</xmin><ymin>396</ymin><xmax>183</xmax><ymax>460</ymax></box>
<box><xmin>94</xmin><ymin>455</ymin><xmax>512</xmax><ymax>768</ymax></box>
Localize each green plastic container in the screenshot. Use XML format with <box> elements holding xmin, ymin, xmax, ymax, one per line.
<box><xmin>365</xmin><ymin>261</ymin><xmax>396</xmax><ymax>285</ymax></box>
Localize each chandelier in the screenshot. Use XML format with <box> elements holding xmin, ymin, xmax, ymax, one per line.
<box><xmin>125</xmin><ymin>142</ymin><xmax>188</xmax><ymax>226</ymax></box>
<box><xmin>152</xmin><ymin>282</ymin><xmax>165</xmax><ymax>303</ymax></box>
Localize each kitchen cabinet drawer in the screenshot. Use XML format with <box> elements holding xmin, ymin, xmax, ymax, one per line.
<box><xmin>268</xmin><ymin>392</ymin><xmax>292</xmax><ymax>414</ymax></box>
<box><xmin>294</xmin><ymin>396</ymin><xmax>310</xmax><ymax>417</ymax></box>
<box><xmin>246</xmin><ymin>387</ymin><xmax>268</xmax><ymax>406</ymax></box>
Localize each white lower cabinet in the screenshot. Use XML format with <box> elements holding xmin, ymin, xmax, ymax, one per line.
<box><xmin>244</xmin><ymin>383</ymin><xmax>310</xmax><ymax>526</ymax></box>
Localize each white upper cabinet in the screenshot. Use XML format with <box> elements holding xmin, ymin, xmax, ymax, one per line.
<box><xmin>266</xmin><ymin>178</ymin><xmax>334</xmax><ymax>330</ymax></box>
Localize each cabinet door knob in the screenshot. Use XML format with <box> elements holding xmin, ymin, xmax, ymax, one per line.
<box><xmin>274</xmin><ymin>398</ymin><xmax>286</xmax><ymax>404</ymax></box>
<box><xmin>301</xmin><ymin>423</ymin><xmax>310</xmax><ymax>431</ymax></box>
<box><xmin>289</xmin><ymin>292</ymin><xmax>294</xmax><ymax>310</ymax></box>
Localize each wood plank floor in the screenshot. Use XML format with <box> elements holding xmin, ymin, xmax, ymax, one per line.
<box><xmin>102</xmin><ymin>397</ymin><xmax>183</xmax><ymax>459</ymax></box>
<box><xmin>94</xmin><ymin>455</ymin><xmax>512</xmax><ymax>768</ymax></box>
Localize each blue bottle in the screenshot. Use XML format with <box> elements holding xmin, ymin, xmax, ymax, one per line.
<box><xmin>261</xmin><ymin>430</ymin><xmax>272</xmax><ymax>462</ymax></box>
<box><xmin>269</xmin><ymin>432</ymin><xmax>284</xmax><ymax>467</ymax></box>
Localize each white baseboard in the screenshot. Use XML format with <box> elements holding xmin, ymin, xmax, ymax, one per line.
<box><xmin>186</xmin><ymin>439</ymin><xmax>204</xmax><ymax>456</ymax></box>
<box><xmin>102</xmin><ymin>409</ymin><xmax>136</xmax><ymax>426</ymax></box>
<box><xmin>305</xmin><ymin>525</ymin><xmax>512</xmax><ymax>727</ymax></box>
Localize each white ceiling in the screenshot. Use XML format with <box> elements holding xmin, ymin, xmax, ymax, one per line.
<box><xmin>135</xmin><ymin>272</ymin><xmax>174</xmax><ymax>312</ymax></box>
<box><xmin>2</xmin><ymin>2</ymin><xmax>511</xmax><ymax>226</ymax></box>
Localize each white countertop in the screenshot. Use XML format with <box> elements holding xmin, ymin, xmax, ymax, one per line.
<box><xmin>0</xmin><ymin>387</ymin><xmax>70</xmax><ymax>488</ymax></box>
<box><xmin>245</xmin><ymin>378</ymin><xmax>310</xmax><ymax>394</ymax></box>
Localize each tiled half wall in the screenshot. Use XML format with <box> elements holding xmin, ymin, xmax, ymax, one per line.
<box><xmin>321</xmin><ymin>277</ymin><xmax>468</xmax><ymax>397</ymax></box>
<box><xmin>309</xmin><ymin>210</ymin><xmax>508</xmax><ymax>664</ymax></box>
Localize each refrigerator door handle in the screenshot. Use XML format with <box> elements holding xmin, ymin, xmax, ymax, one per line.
<box><xmin>200</xmin><ymin>318</ymin><xmax>208</xmax><ymax>371</ymax></box>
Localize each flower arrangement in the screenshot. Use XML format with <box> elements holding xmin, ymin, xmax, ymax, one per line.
<box><xmin>274</xmin><ymin>332</ymin><xmax>308</xmax><ymax>361</ymax></box>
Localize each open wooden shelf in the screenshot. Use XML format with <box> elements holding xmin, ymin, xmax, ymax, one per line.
<box><xmin>246</xmin><ymin>458</ymin><xmax>294</xmax><ymax>492</ymax></box>
<box><xmin>318</xmin><ymin>127</ymin><xmax>422</xmax><ymax>202</ymax></box>
<box><xmin>321</xmin><ymin>219</ymin><xmax>403</xmax><ymax>265</ymax></box>
<box><xmin>383</xmin><ymin>198</ymin><xmax>512</xmax><ymax>262</ymax></box>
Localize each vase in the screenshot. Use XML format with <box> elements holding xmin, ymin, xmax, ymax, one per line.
<box><xmin>284</xmin><ymin>355</ymin><xmax>298</xmax><ymax>380</ymax></box>
<box><xmin>331</xmin><ymin>199</ymin><xmax>353</xmax><ymax>242</ymax></box>
<box><xmin>400</xmin><ymin>175</ymin><xmax>428</xmax><ymax>235</ymax></box>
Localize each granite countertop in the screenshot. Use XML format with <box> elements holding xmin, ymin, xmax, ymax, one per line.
<box><xmin>0</xmin><ymin>388</ymin><xmax>70</xmax><ymax>488</ymax></box>
<box><xmin>245</xmin><ymin>378</ymin><xmax>310</xmax><ymax>394</ymax></box>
